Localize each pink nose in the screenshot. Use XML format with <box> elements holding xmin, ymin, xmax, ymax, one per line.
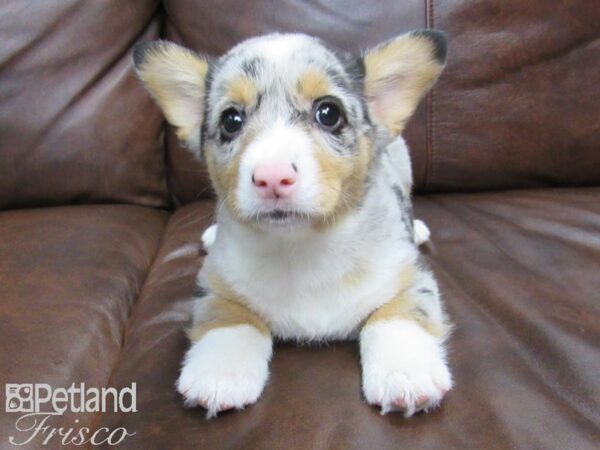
<box><xmin>252</xmin><ymin>163</ymin><xmax>297</xmax><ymax>199</ymax></box>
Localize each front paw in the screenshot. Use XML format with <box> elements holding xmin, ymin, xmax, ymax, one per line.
<box><xmin>176</xmin><ymin>325</ymin><xmax>272</xmax><ymax>418</ymax></box>
<box><xmin>360</xmin><ymin>320</ymin><xmax>452</xmax><ymax>417</ymax></box>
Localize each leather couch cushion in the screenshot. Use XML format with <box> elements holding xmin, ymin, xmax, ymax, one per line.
<box><xmin>0</xmin><ymin>0</ymin><xmax>168</xmax><ymax>209</ymax></box>
<box><xmin>0</xmin><ymin>205</ymin><xmax>168</xmax><ymax>441</ymax></box>
<box><xmin>98</xmin><ymin>189</ymin><xmax>600</xmax><ymax>449</ymax></box>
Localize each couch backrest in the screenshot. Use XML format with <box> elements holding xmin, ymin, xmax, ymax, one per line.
<box><xmin>2</xmin><ymin>1</ymin><xmax>598</xmax><ymax>209</ymax></box>
<box><xmin>163</xmin><ymin>0</ymin><xmax>600</xmax><ymax>202</ymax></box>
<box><xmin>162</xmin><ymin>0</ymin><xmax>431</xmax><ymax>204</ymax></box>
<box><xmin>429</xmin><ymin>0</ymin><xmax>600</xmax><ymax>192</ymax></box>
<box><xmin>0</xmin><ymin>0</ymin><xmax>169</xmax><ymax>209</ymax></box>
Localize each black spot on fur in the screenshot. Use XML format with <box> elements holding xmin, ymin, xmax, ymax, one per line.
<box><xmin>290</xmin><ymin>107</ymin><xmax>310</xmax><ymax>124</ymax></box>
<box><xmin>411</xmin><ymin>30</ymin><xmax>447</xmax><ymax>64</ymax></box>
<box><xmin>417</xmin><ymin>287</ymin><xmax>434</xmax><ymax>296</ymax></box>
<box><xmin>416</xmin><ymin>306</ymin><xmax>429</xmax><ymax>318</ymax></box>
<box><xmin>193</xmin><ymin>285</ymin><xmax>208</xmax><ymax>298</ymax></box>
<box><xmin>254</xmin><ymin>92</ymin><xmax>263</xmax><ymax>111</ymax></box>
<box><xmin>199</xmin><ymin>63</ymin><xmax>217</xmax><ymax>151</ymax></box>
<box><xmin>392</xmin><ymin>185</ymin><xmax>415</xmax><ymax>240</ymax></box>
<box><xmin>324</xmin><ymin>47</ymin><xmax>366</xmax><ymax>94</ymax></box>
<box><xmin>336</xmin><ymin>51</ymin><xmax>366</xmax><ymax>89</ymax></box>
<box><xmin>325</xmin><ymin>67</ymin><xmax>346</xmax><ymax>88</ymax></box>
<box><xmin>241</xmin><ymin>57</ymin><xmax>263</xmax><ymax>79</ymax></box>
<box><xmin>132</xmin><ymin>40</ymin><xmax>158</xmax><ymax>69</ymax></box>
<box><xmin>325</xmin><ymin>46</ymin><xmax>370</xmax><ymax>125</ymax></box>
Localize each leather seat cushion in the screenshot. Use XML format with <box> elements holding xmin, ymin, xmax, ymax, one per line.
<box><xmin>98</xmin><ymin>189</ymin><xmax>600</xmax><ymax>449</ymax></box>
<box><xmin>0</xmin><ymin>204</ymin><xmax>168</xmax><ymax>436</ymax></box>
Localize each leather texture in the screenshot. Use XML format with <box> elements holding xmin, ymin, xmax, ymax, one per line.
<box><xmin>0</xmin><ymin>0</ymin><xmax>169</xmax><ymax>209</ymax></box>
<box><xmin>97</xmin><ymin>193</ymin><xmax>600</xmax><ymax>450</ymax></box>
<box><xmin>428</xmin><ymin>0</ymin><xmax>600</xmax><ymax>192</ymax></box>
<box><xmin>0</xmin><ymin>205</ymin><xmax>168</xmax><ymax>444</ymax></box>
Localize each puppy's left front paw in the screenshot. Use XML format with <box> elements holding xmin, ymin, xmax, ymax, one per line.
<box><xmin>360</xmin><ymin>320</ymin><xmax>452</xmax><ymax>417</ymax></box>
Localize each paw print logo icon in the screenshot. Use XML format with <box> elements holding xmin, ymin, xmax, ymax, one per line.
<box><xmin>5</xmin><ymin>384</ymin><xmax>34</xmax><ymax>413</ymax></box>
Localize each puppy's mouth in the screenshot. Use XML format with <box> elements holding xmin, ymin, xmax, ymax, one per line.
<box><xmin>255</xmin><ymin>209</ymin><xmax>313</xmax><ymax>228</ymax></box>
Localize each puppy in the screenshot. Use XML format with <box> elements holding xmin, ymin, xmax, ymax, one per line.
<box><xmin>134</xmin><ymin>31</ymin><xmax>452</xmax><ymax>418</ymax></box>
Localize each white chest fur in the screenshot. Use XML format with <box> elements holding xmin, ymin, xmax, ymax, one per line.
<box><xmin>199</xmin><ymin>152</ymin><xmax>418</xmax><ymax>341</ymax></box>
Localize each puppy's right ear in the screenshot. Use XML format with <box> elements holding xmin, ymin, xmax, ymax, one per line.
<box><xmin>134</xmin><ymin>41</ymin><xmax>209</xmax><ymax>151</ymax></box>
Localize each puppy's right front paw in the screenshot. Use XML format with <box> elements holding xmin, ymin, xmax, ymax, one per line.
<box><xmin>176</xmin><ymin>325</ymin><xmax>272</xmax><ymax>418</ymax></box>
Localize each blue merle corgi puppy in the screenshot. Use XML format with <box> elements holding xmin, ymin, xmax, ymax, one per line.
<box><xmin>134</xmin><ymin>31</ymin><xmax>451</xmax><ymax>418</ymax></box>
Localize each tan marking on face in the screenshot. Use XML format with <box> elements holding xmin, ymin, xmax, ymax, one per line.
<box><xmin>364</xmin><ymin>35</ymin><xmax>443</xmax><ymax>135</ymax></box>
<box><xmin>238</xmin><ymin>123</ymin><xmax>260</xmax><ymax>154</ymax></box>
<box><xmin>188</xmin><ymin>273</ymin><xmax>270</xmax><ymax>342</ymax></box>
<box><xmin>364</xmin><ymin>266</ymin><xmax>451</xmax><ymax>339</ymax></box>
<box><xmin>297</xmin><ymin>69</ymin><xmax>331</xmax><ymax>102</ymax></box>
<box><xmin>227</xmin><ymin>75</ymin><xmax>258</xmax><ymax>106</ymax></box>
<box><xmin>205</xmin><ymin>148</ymin><xmax>242</xmax><ymax>218</ymax></box>
<box><xmin>312</xmin><ymin>134</ymin><xmax>373</xmax><ymax>229</ymax></box>
<box><xmin>204</xmin><ymin>124</ymin><xmax>263</xmax><ymax>223</ymax></box>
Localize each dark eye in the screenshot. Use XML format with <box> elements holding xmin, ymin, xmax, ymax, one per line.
<box><xmin>220</xmin><ymin>108</ymin><xmax>244</xmax><ymax>140</ymax></box>
<box><xmin>314</xmin><ymin>100</ymin><xmax>344</xmax><ymax>132</ymax></box>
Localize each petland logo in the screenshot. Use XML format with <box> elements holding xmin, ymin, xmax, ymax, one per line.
<box><xmin>5</xmin><ymin>383</ymin><xmax>137</xmax><ymax>446</ymax></box>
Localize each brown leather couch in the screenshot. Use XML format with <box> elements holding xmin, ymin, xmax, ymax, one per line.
<box><xmin>1</xmin><ymin>1</ymin><xmax>598</xmax><ymax>449</ymax></box>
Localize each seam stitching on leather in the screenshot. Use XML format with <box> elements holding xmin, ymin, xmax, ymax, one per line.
<box><xmin>425</xmin><ymin>0</ymin><xmax>435</xmax><ymax>191</ymax></box>
<box><xmin>159</xmin><ymin>5</ymin><xmax>180</xmax><ymax>208</ymax></box>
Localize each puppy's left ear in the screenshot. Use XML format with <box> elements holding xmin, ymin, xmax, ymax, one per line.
<box><xmin>363</xmin><ymin>30</ymin><xmax>447</xmax><ymax>136</ymax></box>
<box><xmin>133</xmin><ymin>41</ymin><xmax>209</xmax><ymax>151</ymax></box>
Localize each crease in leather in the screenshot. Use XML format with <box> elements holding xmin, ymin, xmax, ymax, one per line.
<box><xmin>434</xmin><ymin>193</ymin><xmax>600</xmax><ymax>288</ymax></box>
<box><xmin>428</xmin><ymin>256</ymin><xmax>600</xmax><ymax>434</ymax></box>
<box><xmin>427</xmin><ymin>194</ymin><xmax>568</xmax><ymax>286</ymax></box>
<box><xmin>86</xmin><ymin>207</ymin><xmax>172</xmax><ymax>440</ymax></box>
<box><xmin>428</xmin><ymin>190</ymin><xmax>600</xmax><ymax>314</ymax></box>
<box><xmin>422</xmin><ymin>196</ymin><xmax>600</xmax><ymax>426</ymax></box>
<box><xmin>463</xmin><ymin>34</ymin><xmax>600</xmax><ymax>89</ymax></box>
<box><xmin>0</xmin><ymin>1</ymin><xmax>81</xmax><ymax>71</ymax></box>
<box><xmin>96</xmin><ymin>203</ymin><xmax>206</xmax><ymax>363</ymax></box>
<box><xmin>425</xmin><ymin>192</ymin><xmax>600</xmax><ymax>316</ymax></box>
<box><xmin>29</xmin><ymin>7</ymin><xmax>160</xmax><ymax>155</ymax></box>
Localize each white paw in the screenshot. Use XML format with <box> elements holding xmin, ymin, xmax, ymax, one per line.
<box><xmin>176</xmin><ymin>325</ymin><xmax>272</xmax><ymax>418</ymax></box>
<box><xmin>201</xmin><ymin>224</ymin><xmax>218</xmax><ymax>251</ymax></box>
<box><xmin>413</xmin><ymin>219</ymin><xmax>431</xmax><ymax>246</ymax></box>
<box><xmin>360</xmin><ymin>320</ymin><xmax>452</xmax><ymax>417</ymax></box>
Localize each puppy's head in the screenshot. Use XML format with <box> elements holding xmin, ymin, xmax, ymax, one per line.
<box><xmin>134</xmin><ymin>32</ymin><xmax>446</xmax><ymax>231</ymax></box>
